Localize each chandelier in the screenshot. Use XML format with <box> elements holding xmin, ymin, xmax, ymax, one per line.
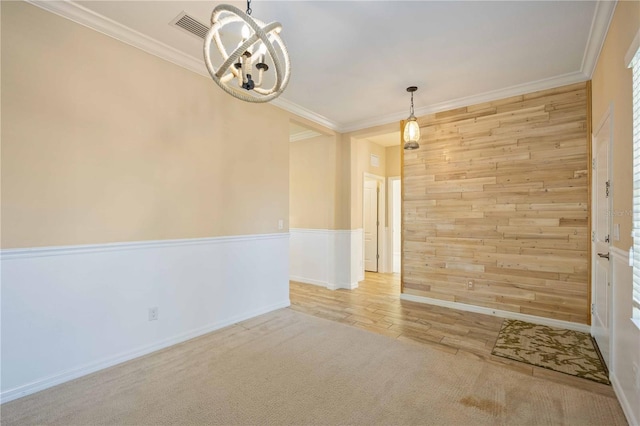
<box><xmin>403</xmin><ymin>86</ymin><xmax>421</xmax><ymax>150</ymax></box>
<box><xmin>203</xmin><ymin>0</ymin><xmax>291</xmax><ymax>103</ymax></box>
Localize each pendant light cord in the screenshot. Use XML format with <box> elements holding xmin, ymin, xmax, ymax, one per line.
<box><xmin>246</xmin><ymin>0</ymin><xmax>252</xmax><ymax>15</ymax></box>
<box><xmin>410</xmin><ymin>92</ymin><xmax>415</xmax><ymax>116</ymax></box>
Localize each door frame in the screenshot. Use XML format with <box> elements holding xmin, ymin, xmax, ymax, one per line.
<box><xmin>388</xmin><ymin>176</ymin><xmax>401</xmax><ymax>273</ymax></box>
<box><xmin>363</xmin><ymin>173</ymin><xmax>386</xmax><ymax>275</ymax></box>
<box><xmin>591</xmin><ymin>105</ymin><xmax>613</xmax><ymax>368</ymax></box>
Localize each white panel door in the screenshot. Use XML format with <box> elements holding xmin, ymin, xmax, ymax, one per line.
<box><xmin>592</xmin><ymin>115</ymin><xmax>611</xmax><ymax>368</ymax></box>
<box><xmin>364</xmin><ymin>179</ymin><xmax>378</xmax><ymax>272</ymax></box>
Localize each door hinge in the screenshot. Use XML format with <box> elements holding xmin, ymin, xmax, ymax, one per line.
<box><xmin>591</xmin><ymin>303</ymin><xmax>595</xmax><ymax>315</ymax></box>
<box><xmin>591</xmin><ymin>231</ymin><xmax>596</xmax><ymax>242</ymax></box>
<box><xmin>605</xmin><ymin>180</ymin><xmax>610</xmax><ymax>198</ymax></box>
<box><xmin>605</xmin><ymin>235</ymin><xmax>610</xmax><ymax>243</ymax></box>
<box><xmin>592</xmin><ymin>158</ymin><xmax>596</xmax><ymax>170</ymax></box>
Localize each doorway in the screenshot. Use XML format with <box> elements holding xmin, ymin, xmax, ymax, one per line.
<box><xmin>389</xmin><ymin>177</ymin><xmax>402</xmax><ymax>273</ymax></box>
<box><xmin>364</xmin><ymin>178</ymin><xmax>379</xmax><ymax>272</ymax></box>
<box><xmin>591</xmin><ymin>111</ymin><xmax>612</xmax><ymax>368</ymax></box>
<box><xmin>363</xmin><ymin>173</ymin><xmax>386</xmax><ymax>273</ymax></box>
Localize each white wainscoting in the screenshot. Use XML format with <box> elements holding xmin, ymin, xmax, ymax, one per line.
<box><xmin>610</xmin><ymin>246</ymin><xmax>639</xmax><ymax>426</ymax></box>
<box><xmin>0</xmin><ymin>233</ymin><xmax>290</xmax><ymax>403</ymax></box>
<box><xmin>290</xmin><ymin>228</ymin><xmax>362</xmax><ymax>290</ymax></box>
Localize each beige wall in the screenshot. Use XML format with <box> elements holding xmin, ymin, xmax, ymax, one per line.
<box><xmin>1</xmin><ymin>2</ymin><xmax>290</xmax><ymax>248</ymax></box>
<box><xmin>386</xmin><ymin>145</ymin><xmax>401</xmax><ymax>177</ymax></box>
<box><xmin>591</xmin><ymin>3</ymin><xmax>640</xmax><ymax>424</ymax></box>
<box><xmin>350</xmin><ymin>139</ymin><xmax>387</xmax><ymax>229</ymax></box>
<box><xmin>592</xmin><ymin>0</ymin><xmax>639</xmax><ymax>251</ymax></box>
<box><xmin>289</xmin><ymin>135</ymin><xmax>334</xmax><ymax>229</ymax></box>
<box><xmin>288</xmin><ymin>129</ymin><xmax>351</xmax><ymax>230</ymax></box>
<box><xmin>403</xmin><ymin>83</ymin><xmax>590</xmax><ymax>323</ymax></box>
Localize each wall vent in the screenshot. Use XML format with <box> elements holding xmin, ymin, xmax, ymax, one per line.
<box><xmin>170</xmin><ymin>12</ymin><xmax>209</xmax><ymax>40</ymax></box>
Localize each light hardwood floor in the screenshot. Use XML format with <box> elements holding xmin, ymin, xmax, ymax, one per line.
<box><xmin>289</xmin><ymin>272</ymin><xmax>615</xmax><ymax>397</ymax></box>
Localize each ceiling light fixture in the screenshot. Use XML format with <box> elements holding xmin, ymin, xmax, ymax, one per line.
<box><xmin>203</xmin><ymin>0</ymin><xmax>290</xmax><ymax>103</ymax></box>
<box><xmin>403</xmin><ymin>86</ymin><xmax>421</xmax><ymax>150</ymax></box>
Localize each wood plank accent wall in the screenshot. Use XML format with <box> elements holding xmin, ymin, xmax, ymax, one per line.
<box><xmin>402</xmin><ymin>82</ymin><xmax>589</xmax><ymax>324</ymax></box>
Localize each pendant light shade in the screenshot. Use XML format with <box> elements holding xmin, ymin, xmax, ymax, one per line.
<box><xmin>403</xmin><ymin>86</ymin><xmax>421</xmax><ymax>150</ymax></box>
<box><xmin>403</xmin><ymin>116</ymin><xmax>420</xmax><ymax>150</ymax></box>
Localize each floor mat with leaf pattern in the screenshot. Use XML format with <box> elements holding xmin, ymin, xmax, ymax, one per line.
<box><xmin>491</xmin><ymin>319</ymin><xmax>610</xmax><ymax>385</ymax></box>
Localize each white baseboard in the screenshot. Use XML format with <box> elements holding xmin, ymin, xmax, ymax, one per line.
<box><xmin>327</xmin><ymin>281</ymin><xmax>359</xmax><ymax>291</ymax></box>
<box><xmin>290</xmin><ymin>276</ymin><xmax>358</xmax><ymax>291</ymax></box>
<box><xmin>400</xmin><ymin>293</ymin><xmax>590</xmax><ymax>333</ymax></box>
<box><xmin>611</xmin><ymin>374</ymin><xmax>639</xmax><ymax>426</ymax></box>
<box><xmin>1</xmin><ymin>233</ymin><xmax>289</xmax><ymax>403</ymax></box>
<box><xmin>1</xmin><ymin>300</ymin><xmax>289</xmax><ymax>403</ymax></box>
<box><xmin>289</xmin><ymin>275</ymin><xmax>327</xmax><ymax>288</ymax></box>
<box><xmin>609</xmin><ymin>245</ymin><xmax>640</xmax><ymax>426</ymax></box>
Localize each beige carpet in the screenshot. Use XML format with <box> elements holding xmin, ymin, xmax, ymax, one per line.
<box><xmin>492</xmin><ymin>319</ymin><xmax>610</xmax><ymax>385</ymax></box>
<box><xmin>1</xmin><ymin>309</ymin><xmax>627</xmax><ymax>425</ymax></box>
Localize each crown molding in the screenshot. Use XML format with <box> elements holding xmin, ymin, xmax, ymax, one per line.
<box><xmin>289</xmin><ymin>129</ymin><xmax>322</xmax><ymax>143</ymax></box>
<box><xmin>26</xmin><ymin>0</ymin><xmax>342</xmax><ymax>132</ymax></box>
<box><xmin>581</xmin><ymin>0</ymin><xmax>617</xmax><ymax>78</ymax></box>
<box><xmin>338</xmin><ymin>71</ymin><xmax>588</xmax><ymax>133</ymax></box>
<box><xmin>26</xmin><ymin>0</ymin><xmax>610</xmax><ymax>136</ymax></box>
<box><xmin>272</xmin><ymin>97</ymin><xmax>340</xmax><ymax>131</ymax></box>
<box><xmin>26</xmin><ymin>0</ymin><xmax>207</xmax><ymax>76</ymax></box>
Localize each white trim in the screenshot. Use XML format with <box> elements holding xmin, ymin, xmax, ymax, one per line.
<box><xmin>289</xmin><ymin>228</ymin><xmax>360</xmax><ymax>290</ymax></box>
<box><xmin>363</xmin><ymin>173</ymin><xmax>386</xmax><ymax>274</ymax></box>
<box><xmin>611</xmin><ymin>247</ymin><xmax>640</xmax><ymax>333</ymax></box>
<box><xmin>387</xmin><ymin>176</ymin><xmax>402</xmax><ymax>274</ymax></box>
<box><xmin>0</xmin><ymin>233</ymin><xmax>288</xmax><ymax>260</ymax></box>
<box><xmin>611</xmin><ymin>374</ymin><xmax>639</xmax><ymax>426</ymax></box>
<box><xmin>289</xmin><ymin>129</ymin><xmax>322</xmax><ymax>143</ymax></box>
<box><xmin>274</xmin><ymin>97</ymin><xmax>340</xmax><ymax>131</ymax></box>
<box><xmin>25</xmin><ymin>0</ymin><xmax>206</xmax><ymax>76</ymax></box>
<box><xmin>594</xmin><ymin>103</ymin><xmax>615</xmax><ymax>137</ymax></box>
<box><xmin>25</xmin><ymin>1</ymin><xmax>606</xmax><ymax>135</ymax></box>
<box><xmin>289</xmin><ymin>275</ymin><xmax>328</xmax><ymax>288</ymax></box>
<box><xmin>327</xmin><ymin>281</ymin><xmax>358</xmax><ymax>291</ymax></box>
<box><xmin>339</xmin><ymin>71</ymin><xmax>588</xmax><ymax>133</ymax></box>
<box><xmin>289</xmin><ymin>228</ymin><xmax>352</xmax><ymax>235</ymax></box>
<box><xmin>25</xmin><ymin>0</ymin><xmax>342</xmax><ymax>133</ymax></box>
<box><xmin>625</xmin><ymin>28</ymin><xmax>640</xmax><ymax>67</ymax></box>
<box><xmin>610</xmin><ymin>246</ymin><xmax>629</xmax><ymax>262</ymax></box>
<box><xmin>581</xmin><ymin>0</ymin><xmax>617</xmax><ymax>78</ymax></box>
<box><xmin>591</xmin><ymin>108</ymin><xmax>613</xmax><ymax>367</ymax></box>
<box><xmin>1</xmin><ymin>233</ymin><xmax>290</xmax><ymax>403</ymax></box>
<box><xmin>400</xmin><ymin>293</ymin><xmax>591</xmax><ymax>333</ymax></box>
<box><xmin>1</xmin><ymin>300</ymin><xmax>289</xmax><ymax>403</ymax></box>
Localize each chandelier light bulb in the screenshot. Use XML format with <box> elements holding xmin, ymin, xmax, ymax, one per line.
<box><xmin>203</xmin><ymin>3</ymin><xmax>291</xmax><ymax>103</ymax></box>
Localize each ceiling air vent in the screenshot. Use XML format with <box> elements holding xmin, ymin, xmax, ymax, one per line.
<box><xmin>170</xmin><ymin>12</ymin><xmax>209</xmax><ymax>40</ymax></box>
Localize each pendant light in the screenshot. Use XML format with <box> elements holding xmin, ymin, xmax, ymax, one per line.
<box><xmin>203</xmin><ymin>0</ymin><xmax>291</xmax><ymax>103</ymax></box>
<box><xmin>403</xmin><ymin>86</ymin><xmax>421</xmax><ymax>150</ymax></box>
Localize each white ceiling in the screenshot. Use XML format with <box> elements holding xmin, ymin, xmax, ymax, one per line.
<box><xmin>38</xmin><ymin>1</ymin><xmax>614</xmax><ymax>133</ymax></box>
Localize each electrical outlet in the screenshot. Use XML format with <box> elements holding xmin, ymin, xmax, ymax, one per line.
<box><xmin>467</xmin><ymin>280</ymin><xmax>474</xmax><ymax>290</ymax></box>
<box><xmin>633</xmin><ymin>362</ymin><xmax>640</xmax><ymax>391</ymax></box>
<box><xmin>148</xmin><ymin>307</ymin><xmax>159</xmax><ymax>321</ymax></box>
<box><xmin>278</xmin><ymin>219</ymin><xmax>284</xmax><ymax>230</ymax></box>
